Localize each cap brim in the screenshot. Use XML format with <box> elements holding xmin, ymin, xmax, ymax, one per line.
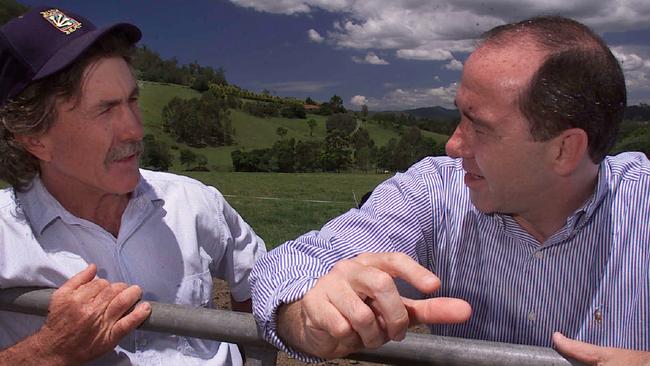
<box><xmin>33</xmin><ymin>22</ymin><xmax>141</xmax><ymax>81</ymax></box>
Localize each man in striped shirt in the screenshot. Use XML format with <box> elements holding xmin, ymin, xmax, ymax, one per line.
<box><xmin>251</xmin><ymin>16</ymin><xmax>650</xmax><ymax>365</ymax></box>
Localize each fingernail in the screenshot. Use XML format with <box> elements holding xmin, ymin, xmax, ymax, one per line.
<box><xmin>140</xmin><ymin>302</ymin><xmax>151</xmax><ymax>312</ymax></box>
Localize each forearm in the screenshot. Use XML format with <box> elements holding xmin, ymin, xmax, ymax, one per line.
<box><xmin>276</xmin><ymin>301</ymin><xmax>309</xmax><ymax>355</ymax></box>
<box><xmin>0</xmin><ymin>329</ymin><xmax>74</xmax><ymax>366</ymax></box>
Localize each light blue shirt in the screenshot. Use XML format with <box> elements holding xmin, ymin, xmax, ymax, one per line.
<box><xmin>251</xmin><ymin>152</ymin><xmax>650</xmax><ymax>362</ymax></box>
<box><xmin>0</xmin><ymin>170</ymin><xmax>266</xmax><ymax>365</ymax></box>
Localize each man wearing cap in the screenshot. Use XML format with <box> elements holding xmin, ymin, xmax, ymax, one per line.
<box><xmin>0</xmin><ymin>7</ymin><xmax>265</xmax><ymax>365</ymax></box>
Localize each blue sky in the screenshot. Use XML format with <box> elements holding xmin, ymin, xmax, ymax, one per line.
<box><xmin>19</xmin><ymin>0</ymin><xmax>650</xmax><ymax>110</ymax></box>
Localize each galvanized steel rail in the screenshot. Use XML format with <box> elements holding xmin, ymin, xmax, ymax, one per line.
<box><xmin>0</xmin><ymin>287</ymin><xmax>579</xmax><ymax>365</ymax></box>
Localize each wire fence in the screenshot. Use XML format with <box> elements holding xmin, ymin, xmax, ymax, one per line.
<box><xmin>0</xmin><ymin>287</ymin><xmax>581</xmax><ymax>366</ymax></box>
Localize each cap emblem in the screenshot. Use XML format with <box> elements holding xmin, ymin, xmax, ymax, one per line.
<box><xmin>40</xmin><ymin>9</ymin><xmax>82</xmax><ymax>35</ymax></box>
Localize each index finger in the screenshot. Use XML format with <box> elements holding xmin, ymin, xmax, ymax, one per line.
<box><xmin>353</xmin><ymin>253</ymin><xmax>440</xmax><ymax>293</ymax></box>
<box><xmin>58</xmin><ymin>264</ymin><xmax>97</xmax><ymax>292</ymax></box>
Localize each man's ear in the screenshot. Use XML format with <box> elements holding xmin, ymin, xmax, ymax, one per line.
<box><xmin>13</xmin><ymin>134</ymin><xmax>52</xmax><ymax>162</ymax></box>
<box><xmin>550</xmin><ymin>128</ymin><xmax>589</xmax><ymax>176</ymax></box>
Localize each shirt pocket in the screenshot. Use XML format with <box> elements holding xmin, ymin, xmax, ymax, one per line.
<box><xmin>174</xmin><ymin>269</ymin><xmax>213</xmax><ymax>307</ymax></box>
<box><xmin>174</xmin><ymin>270</ymin><xmax>221</xmax><ymax>359</ymax></box>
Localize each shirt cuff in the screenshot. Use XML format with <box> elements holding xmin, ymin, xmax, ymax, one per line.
<box><xmin>256</xmin><ymin>276</ymin><xmax>326</xmax><ymax>363</ymax></box>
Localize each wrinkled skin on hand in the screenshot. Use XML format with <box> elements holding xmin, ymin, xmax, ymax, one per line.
<box><xmin>36</xmin><ymin>264</ymin><xmax>151</xmax><ymax>365</ymax></box>
<box><xmin>278</xmin><ymin>252</ymin><xmax>472</xmax><ymax>360</ymax></box>
<box><xmin>553</xmin><ymin>332</ymin><xmax>650</xmax><ymax>366</ymax></box>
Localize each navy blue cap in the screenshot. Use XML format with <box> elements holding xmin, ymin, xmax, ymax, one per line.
<box><xmin>0</xmin><ymin>6</ymin><xmax>141</xmax><ymax>106</ymax></box>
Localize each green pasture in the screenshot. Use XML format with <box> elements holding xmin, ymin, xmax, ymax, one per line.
<box><xmin>182</xmin><ymin>171</ymin><xmax>390</xmax><ymax>248</ymax></box>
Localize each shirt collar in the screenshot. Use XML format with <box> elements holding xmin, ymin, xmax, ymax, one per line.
<box><xmin>567</xmin><ymin>161</ymin><xmax>611</xmax><ymax>232</ymax></box>
<box><xmin>18</xmin><ymin>172</ymin><xmax>159</xmax><ymax>235</ymax></box>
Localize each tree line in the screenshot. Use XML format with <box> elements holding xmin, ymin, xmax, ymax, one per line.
<box><xmin>231</xmin><ymin>113</ymin><xmax>447</xmax><ymax>173</ymax></box>
<box><xmin>132</xmin><ymin>46</ymin><xmax>227</xmax><ymax>91</ymax></box>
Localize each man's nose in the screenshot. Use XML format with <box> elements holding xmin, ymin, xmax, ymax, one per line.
<box><xmin>445</xmin><ymin>124</ymin><xmax>471</xmax><ymax>158</ymax></box>
<box><xmin>118</xmin><ymin>103</ymin><xmax>144</xmax><ymax>141</ymax></box>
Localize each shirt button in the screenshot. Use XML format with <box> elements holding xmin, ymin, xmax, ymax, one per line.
<box><xmin>534</xmin><ymin>251</ymin><xmax>544</xmax><ymax>259</ymax></box>
<box><xmin>527</xmin><ymin>311</ymin><xmax>536</xmax><ymax>322</ymax></box>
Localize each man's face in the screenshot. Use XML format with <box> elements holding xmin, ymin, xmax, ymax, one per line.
<box><xmin>36</xmin><ymin>56</ymin><xmax>143</xmax><ymax>197</ymax></box>
<box><xmin>446</xmin><ymin>44</ymin><xmax>558</xmax><ymax>216</ymax></box>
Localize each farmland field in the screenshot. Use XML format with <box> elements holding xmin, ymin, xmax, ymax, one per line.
<box><xmin>183</xmin><ymin>171</ymin><xmax>391</xmax><ymax>248</ymax></box>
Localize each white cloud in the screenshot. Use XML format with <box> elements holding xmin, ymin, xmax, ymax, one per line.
<box><xmin>352</xmin><ymin>52</ymin><xmax>389</xmax><ymax>65</ymax></box>
<box><xmin>350</xmin><ymin>95</ymin><xmax>368</xmax><ymax>106</ymax></box>
<box><xmin>444</xmin><ymin>59</ymin><xmax>464</xmax><ymax>71</ymax></box>
<box><xmin>229</xmin><ymin>0</ymin><xmax>650</xmax><ymax>55</ymax></box>
<box><xmin>308</xmin><ymin>29</ymin><xmax>324</xmax><ymax>43</ymax></box>
<box><xmin>361</xmin><ymin>83</ymin><xmax>458</xmax><ymax>110</ymax></box>
<box><xmin>613</xmin><ymin>48</ymin><xmax>646</xmax><ymax>71</ymax></box>
<box><xmin>227</xmin><ymin>0</ymin><xmax>350</xmax><ymax>15</ymax></box>
<box><xmin>396</xmin><ymin>48</ymin><xmax>453</xmax><ymax>61</ymax></box>
<box><xmin>611</xmin><ymin>46</ymin><xmax>650</xmax><ymax>104</ymax></box>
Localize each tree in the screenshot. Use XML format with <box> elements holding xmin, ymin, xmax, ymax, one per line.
<box><xmin>162</xmin><ymin>90</ymin><xmax>234</xmax><ymax>147</ymax></box>
<box><xmin>361</xmin><ymin>104</ymin><xmax>369</xmax><ymax>120</ymax></box>
<box><xmin>295</xmin><ymin>140</ymin><xmax>322</xmax><ymax>172</ymax></box>
<box><xmin>351</xmin><ymin>128</ymin><xmax>372</xmax><ymax>150</ymax></box>
<box><xmin>305</xmin><ymin>96</ymin><xmax>317</xmax><ymax>105</ymax></box>
<box><xmin>316</xmin><ymin>94</ymin><xmax>347</xmax><ymax>115</ymax></box>
<box><xmin>307</xmin><ymin>119</ymin><xmax>317</xmax><ymax>137</ymax></box>
<box><xmin>140</xmin><ymin>134</ymin><xmax>172</xmax><ymax>171</ymax></box>
<box><xmin>273</xmin><ymin>138</ymin><xmax>296</xmax><ymax>172</ymax></box>
<box><xmin>321</xmin><ymin>129</ymin><xmax>352</xmax><ymax>172</ymax></box>
<box><xmin>179</xmin><ymin>148</ymin><xmax>197</xmax><ymax>169</ymax></box>
<box><xmin>191</xmin><ymin>74</ymin><xmax>210</xmax><ymax>92</ymax></box>
<box><xmin>326</xmin><ymin>113</ymin><xmax>356</xmax><ymax>135</ymax></box>
<box><xmin>329</xmin><ymin>95</ymin><xmax>345</xmax><ymax>113</ymax></box>
<box><xmin>281</xmin><ymin>104</ymin><xmax>307</xmax><ymax>119</ymax></box>
<box><xmin>355</xmin><ymin>146</ymin><xmax>374</xmax><ymax>172</ymax></box>
<box><xmin>195</xmin><ymin>154</ymin><xmax>209</xmax><ymax>170</ymax></box>
<box><xmin>276</xmin><ymin>126</ymin><xmax>288</xmax><ymax>139</ymax></box>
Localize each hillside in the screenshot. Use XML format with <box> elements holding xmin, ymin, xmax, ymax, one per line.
<box><xmin>138</xmin><ymin>82</ymin><xmax>449</xmax><ymax>171</ymax></box>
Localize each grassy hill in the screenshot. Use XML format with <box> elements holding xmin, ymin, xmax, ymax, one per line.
<box><xmin>138</xmin><ymin>81</ymin><xmax>449</xmax><ymax>171</ymax></box>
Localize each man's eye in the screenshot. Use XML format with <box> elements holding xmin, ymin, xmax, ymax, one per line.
<box><xmin>99</xmin><ymin>107</ymin><xmax>113</xmax><ymax>115</ymax></box>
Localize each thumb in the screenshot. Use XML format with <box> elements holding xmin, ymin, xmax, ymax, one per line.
<box><xmin>553</xmin><ymin>332</ymin><xmax>601</xmax><ymax>365</ymax></box>
<box><xmin>402</xmin><ymin>297</ymin><xmax>471</xmax><ymax>326</ymax></box>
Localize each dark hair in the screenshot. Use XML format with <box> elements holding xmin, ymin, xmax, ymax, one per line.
<box><xmin>0</xmin><ymin>33</ymin><xmax>135</xmax><ymax>190</ymax></box>
<box><xmin>481</xmin><ymin>16</ymin><xmax>626</xmax><ymax>163</ymax></box>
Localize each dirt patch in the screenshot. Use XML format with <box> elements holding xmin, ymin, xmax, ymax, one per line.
<box><xmin>212</xmin><ymin>278</ymin><xmax>401</xmax><ymax>366</ymax></box>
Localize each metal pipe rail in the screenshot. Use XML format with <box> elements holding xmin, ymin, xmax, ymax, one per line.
<box><xmin>0</xmin><ymin>287</ymin><xmax>580</xmax><ymax>366</ymax></box>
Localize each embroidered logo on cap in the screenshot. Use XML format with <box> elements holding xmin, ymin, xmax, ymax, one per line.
<box><xmin>40</xmin><ymin>9</ymin><xmax>82</xmax><ymax>35</ymax></box>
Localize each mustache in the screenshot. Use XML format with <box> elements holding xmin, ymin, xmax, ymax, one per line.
<box><xmin>105</xmin><ymin>140</ymin><xmax>144</xmax><ymax>165</ymax></box>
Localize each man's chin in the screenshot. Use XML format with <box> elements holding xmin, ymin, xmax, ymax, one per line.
<box><xmin>113</xmin><ymin>172</ymin><xmax>141</xmax><ymax>195</ymax></box>
<box><xmin>468</xmin><ymin>193</ymin><xmax>498</xmax><ymax>214</ymax></box>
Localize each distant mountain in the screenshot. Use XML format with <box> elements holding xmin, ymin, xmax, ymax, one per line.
<box><xmin>401</xmin><ymin>106</ymin><xmax>459</xmax><ymax>120</ymax></box>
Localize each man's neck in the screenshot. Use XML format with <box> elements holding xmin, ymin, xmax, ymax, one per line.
<box><xmin>39</xmin><ymin>175</ymin><xmax>131</xmax><ymax>238</ymax></box>
<box><xmin>513</xmin><ymin>165</ymin><xmax>599</xmax><ymax>244</ymax></box>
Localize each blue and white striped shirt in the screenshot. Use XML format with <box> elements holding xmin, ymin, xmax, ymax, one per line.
<box><xmin>251</xmin><ymin>152</ymin><xmax>650</xmax><ymax>360</ymax></box>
